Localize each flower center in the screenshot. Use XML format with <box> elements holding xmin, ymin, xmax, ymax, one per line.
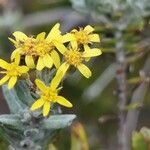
<box><xmin>18</xmin><ymin>38</ymin><xmax>54</xmax><ymax>57</ymax></box>
<box><xmin>35</xmin><ymin>40</ymin><xmax>54</xmax><ymax>57</ymax></box>
<box><xmin>7</xmin><ymin>63</ymin><xmax>21</xmax><ymax>76</ymax></box>
<box><xmin>64</xmin><ymin>50</ymin><xmax>83</xmax><ymax>66</ymax></box>
<box><xmin>74</xmin><ymin>30</ymin><xmax>89</xmax><ymax>44</ymax></box>
<box><xmin>42</xmin><ymin>88</ymin><xmax>57</xmax><ymax>102</ymax></box>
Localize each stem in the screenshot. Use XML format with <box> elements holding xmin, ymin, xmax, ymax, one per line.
<box><xmin>115</xmin><ymin>29</ymin><xmax>129</xmax><ymax>150</ymax></box>
<box><xmin>123</xmin><ymin>56</ymin><xmax>150</xmax><ymax>148</ymax></box>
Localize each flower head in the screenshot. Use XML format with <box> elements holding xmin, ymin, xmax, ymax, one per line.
<box><xmin>31</xmin><ymin>74</ymin><xmax>73</xmax><ymax>117</ymax></box>
<box><xmin>67</xmin><ymin>25</ymin><xmax>100</xmax><ymax>51</ymax></box>
<box><xmin>56</xmin><ymin>43</ymin><xmax>102</xmax><ymax>79</ymax></box>
<box><xmin>10</xmin><ymin>23</ymin><xmax>71</xmax><ymax>71</ymax></box>
<box><xmin>0</xmin><ymin>55</ymin><xmax>29</xmax><ymax>89</ymax></box>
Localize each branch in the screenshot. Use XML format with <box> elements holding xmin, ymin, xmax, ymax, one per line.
<box><xmin>124</xmin><ymin>56</ymin><xmax>150</xmax><ymax>148</ymax></box>
<box><xmin>115</xmin><ymin>29</ymin><xmax>128</xmax><ymax>150</ymax></box>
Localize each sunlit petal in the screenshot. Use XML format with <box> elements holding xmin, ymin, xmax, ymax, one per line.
<box><xmin>56</xmin><ymin>62</ymin><xmax>70</xmax><ymax>79</ymax></box>
<box><xmin>46</xmin><ymin>23</ymin><xmax>61</xmax><ymax>40</ymax></box>
<box><xmin>36</xmin><ymin>32</ymin><xmax>46</xmax><ymax>40</ymax></box>
<box><xmin>43</xmin><ymin>101</ymin><xmax>51</xmax><ymax>117</ymax></box>
<box><xmin>18</xmin><ymin>66</ymin><xmax>29</xmax><ymax>73</ymax></box>
<box><xmin>82</xmin><ymin>48</ymin><xmax>102</xmax><ymax>57</ymax></box>
<box><xmin>11</xmin><ymin>49</ymin><xmax>21</xmax><ymax>61</ymax></box>
<box><xmin>56</xmin><ymin>96</ymin><xmax>73</xmax><ymax>108</ymax></box>
<box><xmin>83</xmin><ymin>44</ymin><xmax>90</xmax><ymax>51</ymax></box>
<box><xmin>77</xmin><ymin>64</ymin><xmax>92</xmax><ymax>78</ymax></box>
<box><xmin>89</xmin><ymin>34</ymin><xmax>100</xmax><ymax>42</ymax></box>
<box><xmin>50</xmin><ymin>73</ymin><xmax>63</xmax><ymax>89</ymax></box>
<box><xmin>35</xmin><ymin>79</ymin><xmax>47</xmax><ymax>92</ymax></box>
<box><xmin>25</xmin><ymin>55</ymin><xmax>35</xmax><ymax>68</ymax></box>
<box><xmin>8</xmin><ymin>76</ymin><xmax>17</xmax><ymax>89</ymax></box>
<box><xmin>43</xmin><ymin>54</ymin><xmax>53</xmax><ymax>68</ymax></box>
<box><xmin>36</xmin><ymin>57</ymin><xmax>44</xmax><ymax>71</ymax></box>
<box><xmin>84</xmin><ymin>25</ymin><xmax>94</xmax><ymax>34</ymax></box>
<box><xmin>70</xmin><ymin>41</ymin><xmax>78</xmax><ymax>50</ymax></box>
<box><xmin>71</xmin><ymin>29</ymin><xmax>77</xmax><ymax>32</ymax></box>
<box><xmin>54</xmin><ymin>42</ymin><xmax>67</xmax><ymax>54</ymax></box>
<box><xmin>13</xmin><ymin>31</ymin><xmax>27</xmax><ymax>41</ymax></box>
<box><xmin>31</xmin><ymin>98</ymin><xmax>45</xmax><ymax>111</ymax></box>
<box><xmin>0</xmin><ymin>59</ymin><xmax>9</xmax><ymax>69</ymax></box>
<box><xmin>51</xmin><ymin>50</ymin><xmax>60</xmax><ymax>68</ymax></box>
<box><xmin>8</xmin><ymin>38</ymin><xmax>17</xmax><ymax>45</ymax></box>
<box><xmin>14</xmin><ymin>53</ymin><xmax>21</xmax><ymax>65</ymax></box>
<box><xmin>61</xmin><ymin>33</ymin><xmax>75</xmax><ymax>43</ymax></box>
<box><xmin>0</xmin><ymin>75</ymin><xmax>10</xmax><ymax>85</ymax></box>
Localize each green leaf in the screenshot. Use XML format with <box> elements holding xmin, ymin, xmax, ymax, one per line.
<box><xmin>126</xmin><ymin>103</ymin><xmax>143</xmax><ymax>110</ymax></box>
<box><xmin>127</xmin><ymin>77</ymin><xmax>142</xmax><ymax>84</ymax></box>
<box><xmin>2</xmin><ymin>85</ymin><xmax>27</xmax><ymax>114</ymax></box>
<box><xmin>14</xmin><ymin>80</ymin><xmax>35</xmax><ymax>106</ymax></box>
<box><xmin>41</xmin><ymin>114</ymin><xmax>76</xmax><ymax>129</ymax></box>
<box><xmin>71</xmin><ymin>122</ymin><xmax>89</xmax><ymax>150</ymax></box>
<box><xmin>0</xmin><ymin>114</ymin><xmax>23</xmax><ymax>130</ymax></box>
<box><xmin>132</xmin><ymin>132</ymin><xmax>149</xmax><ymax>150</ymax></box>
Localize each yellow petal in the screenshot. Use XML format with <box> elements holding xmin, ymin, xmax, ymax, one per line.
<box><xmin>25</xmin><ymin>55</ymin><xmax>35</xmax><ymax>68</ymax></box>
<box><xmin>61</xmin><ymin>33</ymin><xmax>75</xmax><ymax>43</ymax></box>
<box><xmin>13</xmin><ymin>31</ymin><xmax>27</xmax><ymax>41</ymax></box>
<box><xmin>8</xmin><ymin>76</ymin><xmax>17</xmax><ymax>89</ymax></box>
<box><xmin>0</xmin><ymin>75</ymin><xmax>10</xmax><ymax>85</ymax></box>
<box><xmin>50</xmin><ymin>73</ymin><xmax>63</xmax><ymax>89</ymax></box>
<box><xmin>31</xmin><ymin>98</ymin><xmax>45</xmax><ymax>111</ymax></box>
<box><xmin>77</xmin><ymin>64</ymin><xmax>92</xmax><ymax>78</ymax></box>
<box><xmin>56</xmin><ymin>62</ymin><xmax>70</xmax><ymax>79</ymax></box>
<box><xmin>43</xmin><ymin>101</ymin><xmax>51</xmax><ymax>117</ymax></box>
<box><xmin>43</xmin><ymin>54</ymin><xmax>53</xmax><ymax>68</ymax></box>
<box><xmin>70</xmin><ymin>41</ymin><xmax>78</xmax><ymax>50</ymax></box>
<box><xmin>89</xmin><ymin>34</ymin><xmax>100</xmax><ymax>42</ymax></box>
<box><xmin>36</xmin><ymin>32</ymin><xmax>46</xmax><ymax>40</ymax></box>
<box><xmin>36</xmin><ymin>57</ymin><xmax>44</xmax><ymax>71</ymax></box>
<box><xmin>35</xmin><ymin>79</ymin><xmax>47</xmax><ymax>92</ymax></box>
<box><xmin>0</xmin><ymin>59</ymin><xmax>9</xmax><ymax>69</ymax></box>
<box><xmin>18</xmin><ymin>66</ymin><xmax>29</xmax><ymax>74</ymax></box>
<box><xmin>11</xmin><ymin>49</ymin><xmax>21</xmax><ymax>61</ymax></box>
<box><xmin>46</xmin><ymin>23</ymin><xmax>61</xmax><ymax>40</ymax></box>
<box><xmin>84</xmin><ymin>25</ymin><xmax>94</xmax><ymax>34</ymax></box>
<box><xmin>83</xmin><ymin>44</ymin><xmax>90</xmax><ymax>51</ymax></box>
<box><xmin>14</xmin><ymin>53</ymin><xmax>21</xmax><ymax>65</ymax></box>
<box><xmin>56</xmin><ymin>96</ymin><xmax>73</xmax><ymax>108</ymax></box>
<box><xmin>51</xmin><ymin>50</ymin><xmax>60</xmax><ymax>68</ymax></box>
<box><xmin>54</xmin><ymin>42</ymin><xmax>67</xmax><ymax>54</ymax></box>
<box><xmin>82</xmin><ymin>48</ymin><xmax>102</xmax><ymax>57</ymax></box>
<box><xmin>8</xmin><ymin>37</ymin><xmax>17</xmax><ymax>45</ymax></box>
<box><xmin>71</xmin><ymin>29</ymin><xmax>78</xmax><ymax>33</ymax></box>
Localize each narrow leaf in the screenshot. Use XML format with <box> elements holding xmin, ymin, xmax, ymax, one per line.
<box><xmin>14</xmin><ymin>80</ymin><xmax>35</xmax><ymax>106</ymax></box>
<box><xmin>0</xmin><ymin>114</ymin><xmax>23</xmax><ymax>130</ymax></box>
<box><xmin>41</xmin><ymin>114</ymin><xmax>76</xmax><ymax>129</ymax></box>
<box><xmin>2</xmin><ymin>85</ymin><xmax>27</xmax><ymax>114</ymax></box>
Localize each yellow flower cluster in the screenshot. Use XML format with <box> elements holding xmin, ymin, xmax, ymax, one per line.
<box><xmin>0</xmin><ymin>55</ymin><xmax>29</xmax><ymax>89</ymax></box>
<box><xmin>0</xmin><ymin>23</ymin><xmax>102</xmax><ymax>117</ymax></box>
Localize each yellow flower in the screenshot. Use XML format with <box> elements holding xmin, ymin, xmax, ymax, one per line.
<box><xmin>31</xmin><ymin>75</ymin><xmax>73</xmax><ymax>117</ymax></box>
<box><xmin>0</xmin><ymin>55</ymin><xmax>29</xmax><ymax>89</ymax></box>
<box><xmin>56</xmin><ymin>43</ymin><xmax>102</xmax><ymax>79</ymax></box>
<box><xmin>66</xmin><ymin>25</ymin><xmax>100</xmax><ymax>51</ymax></box>
<box><xmin>10</xmin><ymin>23</ymin><xmax>73</xmax><ymax>71</ymax></box>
